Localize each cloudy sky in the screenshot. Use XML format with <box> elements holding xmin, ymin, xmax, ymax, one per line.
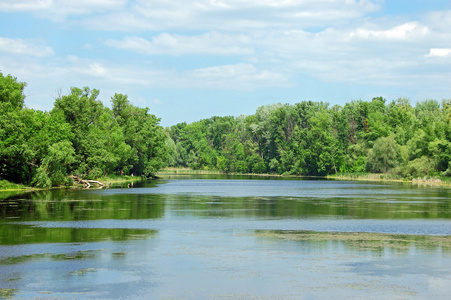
<box><xmin>1</xmin><ymin>0</ymin><xmax>450</xmax><ymax>126</ymax></box>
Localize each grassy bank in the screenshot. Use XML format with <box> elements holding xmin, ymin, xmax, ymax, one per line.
<box><xmin>3</xmin><ymin>170</ymin><xmax>449</xmax><ymax>191</ymax></box>
<box><xmin>158</xmin><ymin>168</ymin><xmax>451</xmax><ymax>187</ymax></box>
<box><xmin>158</xmin><ymin>167</ymin><xmax>224</xmax><ymax>175</ymax></box>
<box><xmin>328</xmin><ymin>172</ymin><xmax>451</xmax><ymax>187</ymax></box>
<box><xmin>95</xmin><ymin>174</ymin><xmax>150</xmax><ymax>184</ymax></box>
<box><xmin>0</xmin><ymin>180</ymin><xmax>33</xmax><ymax>192</ymax></box>
<box><xmin>0</xmin><ymin>175</ymin><xmax>150</xmax><ymax>192</ymax></box>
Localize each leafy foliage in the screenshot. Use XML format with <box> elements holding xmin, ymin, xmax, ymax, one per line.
<box><xmin>167</xmin><ymin>97</ymin><xmax>451</xmax><ymax>178</ymax></box>
<box><xmin>0</xmin><ymin>73</ymin><xmax>167</xmax><ymax>186</ymax></box>
<box><xmin>1</xmin><ymin>70</ymin><xmax>450</xmax><ymax>186</ymax></box>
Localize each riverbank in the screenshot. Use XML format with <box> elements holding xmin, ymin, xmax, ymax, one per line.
<box><xmin>0</xmin><ymin>180</ymin><xmax>34</xmax><ymax>192</ymax></box>
<box><xmin>158</xmin><ymin>167</ymin><xmax>224</xmax><ymax>175</ymax></box>
<box><xmin>159</xmin><ymin>168</ymin><xmax>451</xmax><ymax>187</ymax></box>
<box><xmin>2</xmin><ymin>169</ymin><xmax>450</xmax><ymax>192</ymax></box>
<box><xmin>327</xmin><ymin>172</ymin><xmax>451</xmax><ymax>187</ymax></box>
<box><xmin>0</xmin><ymin>175</ymin><xmax>150</xmax><ymax>192</ymax></box>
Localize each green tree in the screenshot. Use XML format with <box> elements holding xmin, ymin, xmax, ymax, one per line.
<box><xmin>111</xmin><ymin>93</ymin><xmax>167</xmax><ymax>177</ymax></box>
<box><xmin>0</xmin><ymin>72</ymin><xmax>26</xmax><ymax>112</ymax></box>
<box><xmin>33</xmin><ymin>141</ymin><xmax>76</xmax><ymax>188</ymax></box>
<box><xmin>52</xmin><ymin>87</ymin><xmax>105</xmax><ymax>177</ymax></box>
<box><xmin>367</xmin><ymin>136</ymin><xmax>400</xmax><ymax>173</ymax></box>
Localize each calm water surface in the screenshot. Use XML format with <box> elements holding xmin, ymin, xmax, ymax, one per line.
<box><xmin>1</xmin><ymin>176</ymin><xmax>451</xmax><ymax>299</ymax></box>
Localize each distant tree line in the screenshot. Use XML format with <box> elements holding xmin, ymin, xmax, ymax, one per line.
<box><xmin>166</xmin><ymin>97</ymin><xmax>451</xmax><ymax>178</ymax></box>
<box><xmin>0</xmin><ymin>72</ymin><xmax>167</xmax><ymax>187</ymax></box>
<box><xmin>1</xmin><ymin>71</ymin><xmax>450</xmax><ymax>188</ymax></box>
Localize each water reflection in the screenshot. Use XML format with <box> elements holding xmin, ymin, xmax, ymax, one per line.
<box><xmin>1</xmin><ymin>177</ymin><xmax>450</xmax><ymax>299</ymax></box>
<box><xmin>0</xmin><ymin>224</ymin><xmax>156</xmax><ymax>245</ymax></box>
<box><xmin>1</xmin><ymin>190</ymin><xmax>165</xmax><ymax>222</ymax></box>
<box><xmin>1</xmin><ymin>181</ymin><xmax>450</xmax><ymax>222</ymax></box>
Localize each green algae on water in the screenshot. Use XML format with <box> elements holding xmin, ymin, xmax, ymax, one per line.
<box><xmin>255</xmin><ymin>230</ymin><xmax>451</xmax><ymax>252</ymax></box>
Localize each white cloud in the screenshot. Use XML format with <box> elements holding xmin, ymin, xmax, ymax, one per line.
<box><xmin>88</xmin><ymin>63</ymin><xmax>107</xmax><ymax>77</ymax></box>
<box><xmin>105</xmin><ymin>32</ymin><xmax>254</xmax><ymax>56</ymax></box>
<box><xmin>239</xmin><ymin>24</ymin><xmax>439</xmax><ymax>87</ymax></box>
<box><xmin>1</xmin><ymin>0</ymin><xmax>450</xmax><ymax>115</ymax></box>
<box><xmin>0</xmin><ymin>37</ymin><xmax>54</xmax><ymax>57</ymax></box>
<box><xmin>1</xmin><ymin>51</ymin><xmax>285</xmax><ymax>94</ymax></box>
<box><xmin>186</xmin><ymin>63</ymin><xmax>288</xmax><ymax>90</ymax></box>
<box><xmin>427</xmin><ymin>48</ymin><xmax>451</xmax><ymax>58</ymax></box>
<box><xmin>0</xmin><ymin>0</ymin><xmax>127</xmax><ymax>20</ymax></box>
<box><xmin>0</xmin><ymin>0</ymin><xmax>52</xmax><ymax>12</ymax></box>
<box><xmin>349</xmin><ymin>22</ymin><xmax>429</xmax><ymax>40</ymax></box>
<box><xmin>80</xmin><ymin>0</ymin><xmax>381</xmax><ymax>31</ymax></box>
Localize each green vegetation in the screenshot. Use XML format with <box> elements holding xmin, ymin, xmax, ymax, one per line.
<box><xmin>255</xmin><ymin>230</ymin><xmax>451</xmax><ymax>253</ymax></box>
<box><xmin>0</xmin><ymin>180</ymin><xmax>27</xmax><ymax>190</ymax></box>
<box><xmin>0</xmin><ymin>72</ymin><xmax>167</xmax><ymax>188</ymax></box>
<box><xmin>166</xmin><ymin>98</ymin><xmax>451</xmax><ymax>180</ymax></box>
<box><xmin>0</xmin><ymin>288</ymin><xmax>17</xmax><ymax>298</ymax></box>
<box><xmin>1</xmin><ymin>71</ymin><xmax>450</xmax><ymax>188</ymax></box>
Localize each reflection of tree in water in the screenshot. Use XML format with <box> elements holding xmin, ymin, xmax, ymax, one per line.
<box><xmin>0</xmin><ymin>225</ymin><xmax>157</xmax><ymax>246</ymax></box>
<box><xmin>0</xmin><ymin>190</ymin><xmax>165</xmax><ymax>221</ymax></box>
<box><xmin>156</xmin><ymin>193</ymin><xmax>451</xmax><ymax>220</ymax></box>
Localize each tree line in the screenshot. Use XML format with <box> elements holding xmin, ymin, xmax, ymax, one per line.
<box><xmin>0</xmin><ymin>72</ymin><xmax>167</xmax><ymax>187</ymax></box>
<box><xmin>166</xmin><ymin>97</ymin><xmax>451</xmax><ymax>178</ymax></box>
<box><xmin>1</xmin><ymin>71</ymin><xmax>450</xmax><ymax>188</ymax></box>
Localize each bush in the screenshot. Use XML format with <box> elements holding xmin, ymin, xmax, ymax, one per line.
<box><xmin>396</xmin><ymin>156</ymin><xmax>435</xmax><ymax>178</ymax></box>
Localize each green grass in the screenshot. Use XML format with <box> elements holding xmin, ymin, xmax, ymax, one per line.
<box><xmin>96</xmin><ymin>174</ymin><xmax>147</xmax><ymax>183</ymax></box>
<box><xmin>158</xmin><ymin>167</ymin><xmax>223</xmax><ymax>175</ymax></box>
<box><xmin>0</xmin><ymin>180</ymin><xmax>28</xmax><ymax>191</ymax></box>
<box><xmin>329</xmin><ymin>172</ymin><xmax>451</xmax><ymax>186</ymax></box>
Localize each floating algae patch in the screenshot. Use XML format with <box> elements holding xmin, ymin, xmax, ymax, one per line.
<box><xmin>70</xmin><ymin>268</ymin><xmax>97</xmax><ymax>276</ymax></box>
<box><xmin>51</xmin><ymin>250</ymin><xmax>100</xmax><ymax>261</ymax></box>
<box><xmin>0</xmin><ymin>288</ymin><xmax>17</xmax><ymax>298</ymax></box>
<box><xmin>0</xmin><ymin>250</ymin><xmax>101</xmax><ymax>265</ymax></box>
<box><xmin>254</xmin><ymin>230</ymin><xmax>451</xmax><ymax>252</ymax></box>
<box><xmin>0</xmin><ymin>253</ymin><xmax>50</xmax><ymax>265</ymax></box>
<box><xmin>112</xmin><ymin>252</ymin><xmax>127</xmax><ymax>259</ymax></box>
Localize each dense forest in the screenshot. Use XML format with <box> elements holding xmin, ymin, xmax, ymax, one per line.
<box><xmin>0</xmin><ymin>72</ymin><xmax>167</xmax><ymax>187</ymax></box>
<box><xmin>1</xmin><ymin>71</ymin><xmax>450</xmax><ymax>188</ymax></box>
<box><xmin>166</xmin><ymin>98</ymin><xmax>451</xmax><ymax>178</ymax></box>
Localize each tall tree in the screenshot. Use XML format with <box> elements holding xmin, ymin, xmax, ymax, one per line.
<box><xmin>111</xmin><ymin>93</ymin><xmax>167</xmax><ymax>177</ymax></box>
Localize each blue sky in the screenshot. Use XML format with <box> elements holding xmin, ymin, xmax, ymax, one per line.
<box><xmin>1</xmin><ymin>0</ymin><xmax>450</xmax><ymax>127</ymax></box>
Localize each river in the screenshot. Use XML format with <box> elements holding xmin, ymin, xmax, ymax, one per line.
<box><xmin>1</xmin><ymin>175</ymin><xmax>450</xmax><ymax>299</ymax></box>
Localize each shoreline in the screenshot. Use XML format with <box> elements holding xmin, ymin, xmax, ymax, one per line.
<box><xmin>2</xmin><ymin>170</ymin><xmax>450</xmax><ymax>192</ymax></box>
<box><xmin>0</xmin><ymin>175</ymin><xmax>151</xmax><ymax>193</ymax></box>
<box><xmin>327</xmin><ymin>173</ymin><xmax>451</xmax><ymax>187</ymax></box>
<box><xmin>158</xmin><ymin>168</ymin><xmax>451</xmax><ymax>187</ymax></box>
